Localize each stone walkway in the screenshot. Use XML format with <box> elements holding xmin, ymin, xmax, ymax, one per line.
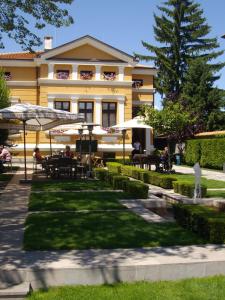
<box><xmin>173</xmin><ymin>165</ymin><xmax>225</xmax><ymax>181</ymax></box>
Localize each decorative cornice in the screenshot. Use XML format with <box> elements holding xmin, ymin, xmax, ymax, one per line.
<box><xmin>132</xmin><ymin>68</ymin><xmax>157</xmax><ymax>76</ymax></box>
<box><xmin>48</xmin><ymin>93</ymin><xmax>126</xmax><ymax>102</ymax></box>
<box><xmin>0</xmin><ymin>60</ymin><xmax>36</xmax><ymax>67</ymax></box>
<box><xmin>6</xmin><ymin>81</ymin><xmax>37</xmax><ymax>87</ymax></box>
<box><xmin>132</xmin><ymin>100</ymin><xmax>153</xmax><ymax>105</ymax></box>
<box><xmin>39</xmin><ymin>78</ymin><xmax>132</xmax><ymax>87</ymax></box>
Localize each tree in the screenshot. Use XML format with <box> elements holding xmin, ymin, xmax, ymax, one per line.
<box><xmin>0</xmin><ymin>0</ymin><xmax>74</xmax><ymax>51</ymax></box>
<box><xmin>0</xmin><ymin>70</ymin><xmax>10</xmax><ymax>144</ymax></box>
<box><xmin>136</xmin><ymin>0</ymin><xmax>224</xmax><ymax>103</ymax></box>
<box><xmin>181</xmin><ymin>58</ymin><xmax>225</xmax><ymax>131</ymax></box>
<box><xmin>140</xmin><ymin>103</ymin><xmax>196</xmax><ymax>164</ymax></box>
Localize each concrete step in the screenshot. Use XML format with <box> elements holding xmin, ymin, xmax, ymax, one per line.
<box><xmin>0</xmin><ymin>282</ymin><xmax>29</xmax><ymax>300</ymax></box>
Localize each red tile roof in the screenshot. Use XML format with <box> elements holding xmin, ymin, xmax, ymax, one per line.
<box><xmin>0</xmin><ymin>51</ymin><xmax>43</xmax><ymax>60</ymax></box>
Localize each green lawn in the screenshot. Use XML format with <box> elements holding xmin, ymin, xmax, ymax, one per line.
<box><xmin>31</xmin><ymin>179</ymin><xmax>112</xmax><ymax>191</ymax></box>
<box><xmin>29</xmin><ymin>191</ymin><xmax>127</xmax><ymax>211</ymax></box>
<box><xmin>170</xmin><ymin>173</ymin><xmax>225</xmax><ymax>189</ymax></box>
<box><xmin>24</xmin><ymin>211</ymin><xmax>205</xmax><ymax>250</ymax></box>
<box><xmin>27</xmin><ymin>276</ymin><xmax>225</xmax><ymax>300</ymax></box>
<box><xmin>207</xmin><ymin>190</ymin><xmax>225</xmax><ymax>199</ymax></box>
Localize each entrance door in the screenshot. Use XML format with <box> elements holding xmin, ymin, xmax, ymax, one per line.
<box><xmin>132</xmin><ymin>128</ymin><xmax>146</xmax><ymax>152</ymax></box>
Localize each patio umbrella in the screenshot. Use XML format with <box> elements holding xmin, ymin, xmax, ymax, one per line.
<box><xmin>111</xmin><ymin>116</ymin><xmax>152</xmax><ymax>163</ymax></box>
<box><xmin>0</xmin><ymin>103</ymin><xmax>84</xmax><ymax>182</ymax></box>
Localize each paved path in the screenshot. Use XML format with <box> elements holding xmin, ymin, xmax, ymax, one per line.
<box><xmin>173</xmin><ymin>165</ymin><xmax>225</xmax><ymax>181</ymax></box>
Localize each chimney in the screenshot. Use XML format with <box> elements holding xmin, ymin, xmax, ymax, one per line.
<box><xmin>44</xmin><ymin>36</ymin><xmax>53</xmax><ymax>51</ymax></box>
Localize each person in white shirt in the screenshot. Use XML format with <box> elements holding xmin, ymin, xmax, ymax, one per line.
<box><xmin>132</xmin><ymin>140</ymin><xmax>141</xmax><ymax>157</ymax></box>
<box><xmin>0</xmin><ymin>145</ymin><xmax>12</xmax><ymax>172</ymax></box>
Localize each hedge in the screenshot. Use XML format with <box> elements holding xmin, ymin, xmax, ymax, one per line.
<box><xmin>106</xmin><ymin>162</ymin><xmax>122</xmax><ymax>174</ymax></box>
<box><xmin>173</xmin><ymin>204</ymin><xmax>225</xmax><ymax>243</ymax></box>
<box><xmin>185</xmin><ymin>138</ymin><xmax>225</xmax><ymax>169</ymax></box>
<box><xmin>112</xmin><ymin>175</ymin><xmax>129</xmax><ymax>190</ymax></box>
<box><xmin>93</xmin><ymin>168</ymin><xmax>108</xmax><ymax>181</ymax></box>
<box><xmin>123</xmin><ymin>180</ymin><xmax>149</xmax><ymax>199</ymax></box>
<box><xmin>173</xmin><ymin>181</ymin><xmax>207</xmax><ymax>198</ymax></box>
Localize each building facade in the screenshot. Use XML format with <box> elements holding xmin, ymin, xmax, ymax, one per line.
<box><xmin>0</xmin><ymin>35</ymin><xmax>156</xmax><ymax>157</ymax></box>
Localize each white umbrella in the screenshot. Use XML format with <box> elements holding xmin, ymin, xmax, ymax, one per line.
<box><xmin>111</xmin><ymin>116</ymin><xmax>152</xmax><ymax>129</ymax></box>
<box><xmin>0</xmin><ymin>103</ymin><xmax>84</xmax><ymax>182</ymax></box>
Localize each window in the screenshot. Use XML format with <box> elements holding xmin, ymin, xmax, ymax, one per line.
<box><xmin>54</xmin><ymin>101</ymin><xmax>70</xmax><ymax>112</ymax></box>
<box><xmin>102</xmin><ymin>102</ymin><xmax>117</xmax><ymax>128</ymax></box>
<box><xmin>78</xmin><ymin>102</ymin><xmax>93</xmax><ymax>123</ymax></box>
<box><xmin>103</xmin><ymin>72</ymin><xmax>116</xmax><ymax>81</ymax></box>
<box><xmin>132</xmin><ymin>106</ymin><xmax>141</xmax><ymax>118</ymax></box>
<box><xmin>56</xmin><ymin>70</ymin><xmax>70</xmax><ymax>79</ymax></box>
<box><xmin>80</xmin><ymin>70</ymin><xmax>93</xmax><ymax>80</ymax></box>
<box><xmin>4</xmin><ymin>72</ymin><xmax>12</xmax><ymax>81</ymax></box>
<box><xmin>132</xmin><ymin>79</ymin><xmax>143</xmax><ymax>88</ymax></box>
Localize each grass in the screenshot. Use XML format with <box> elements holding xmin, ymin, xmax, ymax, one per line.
<box><xmin>31</xmin><ymin>179</ymin><xmax>112</xmax><ymax>191</ymax></box>
<box><xmin>207</xmin><ymin>190</ymin><xmax>225</xmax><ymax>199</ymax></box>
<box><xmin>27</xmin><ymin>276</ymin><xmax>225</xmax><ymax>300</ymax></box>
<box><xmin>29</xmin><ymin>191</ymin><xmax>127</xmax><ymax>211</ymax></box>
<box><xmin>170</xmin><ymin>173</ymin><xmax>225</xmax><ymax>189</ymax></box>
<box><xmin>24</xmin><ymin>211</ymin><xmax>205</xmax><ymax>250</ymax></box>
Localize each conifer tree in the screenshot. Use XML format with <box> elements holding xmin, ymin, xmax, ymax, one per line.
<box><xmin>137</xmin><ymin>0</ymin><xmax>224</xmax><ymax>103</ymax></box>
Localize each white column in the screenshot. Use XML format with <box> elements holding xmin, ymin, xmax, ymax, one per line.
<box><xmin>71</xmin><ymin>96</ymin><xmax>79</xmax><ymax>113</ymax></box>
<box><xmin>48</xmin><ymin>63</ymin><xmax>54</xmax><ymax>79</ymax></box>
<box><xmin>72</xmin><ymin>64</ymin><xmax>78</xmax><ymax>80</ymax></box>
<box><xmin>95</xmin><ymin>97</ymin><xmax>102</xmax><ymax>125</ymax></box>
<box><xmin>118</xmin><ymin>98</ymin><xmax>125</xmax><ymax>124</ymax></box>
<box><xmin>118</xmin><ymin>66</ymin><xmax>124</xmax><ymax>81</ymax></box>
<box><xmin>145</xmin><ymin>128</ymin><xmax>151</xmax><ymax>155</ymax></box>
<box><xmin>48</xmin><ymin>97</ymin><xmax>54</xmax><ymax>109</ymax></box>
<box><xmin>95</xmin><ymin>65</ymin><xmax>101</xmax><ymax>81</ymax></box>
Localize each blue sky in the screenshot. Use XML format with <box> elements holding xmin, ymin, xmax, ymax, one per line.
<box><xmin>2</xmin><ymin>0</ymin><xmax>225</xmax><ymax>108</ymax></box>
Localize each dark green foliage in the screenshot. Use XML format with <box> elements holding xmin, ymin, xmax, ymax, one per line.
<box><xmin>106</xmin><ymin>162</ymin><xmax>122</xmax><ymax>174</ymax></box>
<box><xmin>173</xmin><ymin>181</ymin><xmax>207</xmax><ymax>198</ymax></box>
<box><xmin>184</xmin><ymin>140</ymin><xmax>201</xmax><ymax>166</ymax></box>
<box><xmin>112</xmin><ymin>175</ymin><xmax>129</xmax><ymax>190</ymax></box>
<box><xmin>173</xmin><ymin>204</ymin><xmax>225</xmax><ymax>243</ymax></box>
<box><xmin>136</xmin><ymin>0</ymin><xmax>224</xmax><ymax>101</ymax></box>
<box><xmin>185</xmin><ymin>138</ymin><xmax>225</xmax><ymax>169</ymax></box>
<box><xmin>144</xmin><ymin>171</ymin><xmax>177</xmax><ymax>189</ymax></box>
<box><xmin>107</xmin><ymin>172</ymin><xmax>119</xmax><ymax>185</ymax></box>
<box><xmin>181</xmin><ymin>59</ymin><xmax>225</xmax><ymax>131</ymax></box>
<box><xmin>123</xmin><ymin>180</ymin><xmax>149</xmax><ymax>199</ymax></box>
<box><xmin>0</xmin><ymin>1</ymin><xmax>73</xmax><ymax>51</ymax></box>
<box><xmin>93</xmin><ymin>168</ymin><xmax>108</xmax><ymax>181</ymax></box>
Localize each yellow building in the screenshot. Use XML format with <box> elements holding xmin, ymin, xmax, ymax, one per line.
<box><xmin>0</xmin><ymin>35</ymin><xmax>156</xmax><ymax>158</ymax></box>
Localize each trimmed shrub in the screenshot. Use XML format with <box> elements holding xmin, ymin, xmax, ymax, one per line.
<box><xmin>112</xmin><ymin>175</ymin><xmax>129</xmax><ymax>190</ymax></box>
<box><xmin>124</xmin><ymin>180</ymin><xmax>149</xmax><ymax>199</ymax></box>
<box><xmin>93</xmin><ymin>168</ymin><xmax>108</xmax><ymax>181</ymax></box>
<box><xmin>173</xmin><ymin>204</ymin><xmax>225</xmax><ymax>243</ymax></box>
<box><xmin>185</xmin><ymin>140</ymin><xmax>201</xmax><ymax>166</ymax></box>
<box><xmin>139</xmin><ymin>171</ymin><xmax>150</xmax><ymax>183</ymax></box>
<box><xmin>145</xmin><ymin>171</ymin><xmax>177</xmax><ymax>189</ymax></box>
<box><xmin>185</xmin><ymin>138</ymin><xmax>225</xmax><ymax>169</ymax></box>
<box><xmin>107</xmin><ymin>172</ymin><xmax>119</xmax><ymax>185</ymax></box>
<box><xmin>173</xmin><ymin>181</ymin><xmax>207</xmax><ymax>198</ymax></box>
<box><xmin>106</xmin><ymin>162</ymin><xmax>122</xmax><ymax>174</ymax></box>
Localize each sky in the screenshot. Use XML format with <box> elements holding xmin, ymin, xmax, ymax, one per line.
<box><xmin>2</xmin><ymin>0</ymin><xmax>225</xmax><ymax>109</ymax></box>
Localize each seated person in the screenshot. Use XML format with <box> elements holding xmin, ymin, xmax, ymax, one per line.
<box><xmin>64</xmin><ymin>145</ymin><xmax>74</xmax><ymax>159</ymax></box>
<box><xmin>132</xmin><ymin>140</ymin><xmax>142</xmax><ymax>157</ymax></box>
<box><xmin>0</xmin><ymin>145</ymin><xmax>12</xmax><ymax>172</ymax></box>
<box><xmin>33</xmin><ymin>147</ymin><xmax>43</xmax><ymax>162</ymax></box>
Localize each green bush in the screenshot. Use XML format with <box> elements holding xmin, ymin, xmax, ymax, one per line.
<box><xmin>124</xmin><ymin>180</ymin><xmax>149</xmax><ymax>199</ymax></box>
<box><xmin>107</xmin><ymin>172</ymin><xmax>119</xmax><ymax>185</ymax></box>
<box><xmin>173</xmin><ymin>204</ymin><xmax>225</xmax><ymax>243</ymax></box>
<box><xmin>144</xmin><ymin>171</ymin><xmax>177</xmax><ymax>189</ymax></box>
<box><xmin>185</xmin><ymin>138</ymin><xmax>225</xmax><ymax>169</ymax></box>
<box><xmin>139</xmin><ymin>171</ymin><xmax>150</xmax><ymax>183</ymax></box>
<box><xmin>112</xmin><ymin>175</ymin><xmax>129</xmax><ymax>190</ymax></box>
<box><xmin>185</xmin><ymin>140</ymin><xmax>201</xmax><ymax>166</ymax></box>
<box><xmin>93</xmin><ymin>168</ymin><xmax>108</xmax><ymax>181</ymax></box>
<box><xmin>106</xmin><ymin>162</ymin><xmax>122</xmax><ymax>174</ymax></box>
<box><xmin>173</xmin><ymin>181</ymin><xmax>207</xmax><ymax>198</ymax></box>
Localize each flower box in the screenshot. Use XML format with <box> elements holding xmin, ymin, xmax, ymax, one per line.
<box><xmin>132</xmin><ymin>79</ymin><xmax>143</xmax><ymax>88</ymax></box>
<box><xmin>4</xmin><ymin>72</ymin><xmax>12</xmax><ymax>81</ymax></box>
<box><xmin>103</xmin><ymin>72</ymin><xmax>116</xmax><ymax>81</ymax></box>
<box><xmin>80</xmin><ymin>71</ymin><xmax>93</xmax><ymax>80</ymax></box>
<box><xmin>56</xmin><ymin>70</ymin><xmax>70</xmax><ymax>80</ymax></box>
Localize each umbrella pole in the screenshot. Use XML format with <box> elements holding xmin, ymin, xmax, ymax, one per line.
<box><xmin>49</xmin><ymin>131</ymin><xmax>52</xmax><ymax>156</ymax></box>
<box><xmin>122</xmin><ymin>129</ymin><xmax>127</xmax><ymax>165</ymax></box>
<box><xmin>23</xmin><ymin>120</ymin><xmax>27</xmax><ymax>181</ymax></box>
